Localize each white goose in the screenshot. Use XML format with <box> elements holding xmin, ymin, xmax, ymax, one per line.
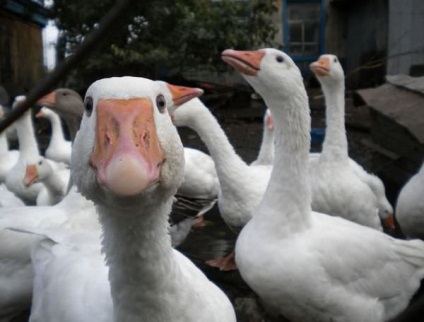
<box><xmin>223</xmin><ymin>48</ymin><xmax>424</xmax><ymax>322</ymax></box>
<box><xmin>308</xmin><ymin>54</ymin><xmax>393</xmax><ymax>230</ymax></box>
<box><xmin>250</xmin><ymin>108</ymin><xmax>275</xmax><ymax>166</ymax></box>
<box><xmin>29</xmin><ymin>77</ymin><xmax>236</xmax><ymax>322</ymax></box>
<box><xmin>24</xmin><ymin>156</ymin><xmax>70</xmax><ymax>206</ymax></box>
<box><xmin>0</xmin><ymin>185</ymin><xmax>97</xmax><ymax>321</ymax></box>
<box><xmin>396</xmin><ymin>160</ymin><xmax>424</xmax><ymax>239</ymax></box>
<box><xmin>0</xmin><ymin>107</ymin><xmax>19</xmax><ymax>184</ymax></box>
<box><xmin>36</xmin><ymin>107</ymin><xmax>72</xmax><ymax>165</ymax></box>
<box><xmin>167</xmin><ymin>95</ymin><xmax>272</xmax><ymax>270</ymax></box>
<box><xmin>5</xmin><ymin>96</ymin><xmax>43</xmax><ymax>204</ymax></box>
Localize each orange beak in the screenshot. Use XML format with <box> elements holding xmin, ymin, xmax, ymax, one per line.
<box><xmin>384</xmin><ymin>214</ymin><xmax>396</xmax><ymax>230</ymax></box>
<box><xmin>24</xmin><ymin>164</ymin><xmax>39</xmax><ymax>187</ymax></box>
<box><xmin>36</xmin><ymin>91</ymin><xmax>56</xmax><ymax>107</ymax></box>
<box><xmin>90</xmin><ymin>98</ymin><xmax>165</xmax><ymax>196</ymax></box>
<box><xmin>221</xmin><ymin>49</ymin><xmax>265</xmax><ymax>76</ymax></box>
<box><xmin>310</xmin><ymin>56</ymin><xmax>330</xmax><ymax>77</ymax></box>
<box><xmin>165</xmin><ymin>84</ymin><xmax>203</xmax><ymax>106</ymax></box>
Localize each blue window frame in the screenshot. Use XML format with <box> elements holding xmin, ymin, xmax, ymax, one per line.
<box><xmin>283</xmin><ymin>0</ymin><xmax>325</xmax><ymax>74</ymax></box>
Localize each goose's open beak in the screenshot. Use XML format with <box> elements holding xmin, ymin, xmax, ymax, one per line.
<box><xmin>90</xmin><ymin>98</ymin><xmax>165</xmax><ymax>196</ymax></box>
<box><xmin>24</xmin><ymin>164</ymin><xmax>38</xmax><ymax>187</ymax></box>
<box><xmin>36</xmin><ymin>91</ymin><xmax>56</xmax><ymax>107</ymax></box>
<box><xmin>166</xmin><ymin>85</ymin><xmax>204</xmax><ymax>106</ymax></box>
<box><xmin>310</xmin><ymin>57</ymin><xmax>330</xmax><ymax>77</ymax></box>
<box><xmin>221</xmin><ymin>49</ymin><xmax>265</xmax><ymax>76</ymax></box>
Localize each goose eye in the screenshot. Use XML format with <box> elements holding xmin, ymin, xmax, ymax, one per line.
<box><xmin>84</xmin><ymin>97</ymin><xmax>93</xmax><ymax>116</ymax></box>
<box><xmin>38</xmin><ymin>161</ymin><xmax>42</xmax><ymax>165</ymax></box>
<box><xmin>156</xmin><ymin>94</ymin><xmax>166</xmax><ymax>113</ymax></box>
<box><xmin>334</xmin><ymin>57</ymin><xmax>338</xmax><ymax>63</ymax></box>
<box><xmin>276</xmin><ymin>55</ymin><xmax>284</xmax><ymax>63</ymax></box>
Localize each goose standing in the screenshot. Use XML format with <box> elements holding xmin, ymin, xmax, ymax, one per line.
<box><xmin>396</xmin><ymin>160</ymin><xmax>424</xmax><ymax>239</ymax></box>
<box><xmin>36</xmin><ymin>107</ymin><xmax>72</xmax><ymax>165</ymax></box>
<box><xmin>223</xmin><ymin>48</ymin><xmax>424</xmax><ymax>322</ymax></box>
<box><xmin>24</xmin><ymin>156</ymin><xmax>70</xmax><ymax>206</ymax></box>
<box><xmin>308</xmin><ymin>54</ymin><xmax>393</xmax><ymax>230</ymax></box>
<box><xmin>5</xmin><ymin>96</ymin><xmax>43</xmax><ymax>204</ymax></box>
<box><xmin>167</xmin><ymin>95</ymin><xmax>272</xmax><ymax>270</ymax></box>
<box><xmin>250</xmin><ymin>108</ymin><xmax>274</xmax><ymax>166</ymax></box>
<box><xmin>0</xmin><ymin>107</ymin><xmax>19</xmax><ymax>183</ymax></box>
<box><xmin>66</xmin><ymin>76</ymin><xmax>236</xmax><ymax>321</ymax></box>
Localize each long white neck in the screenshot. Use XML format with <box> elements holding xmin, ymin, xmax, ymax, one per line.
<box><xmin>320</xmin><ymin>81</ymin><xmax>348</xmax><ymax>161</ymax></box>
<box><xmin>0</xmin><ymin>131</ymin><xmax>8</xmax><ymax>154</ymax></box>
<box><xmin>180</xmin><ymin>104</ymin><xmax>252</xmax><ymax>191</ymax></box>
<box><xmin>47</xmin><ymin>112</ymin><xmax>68</xmax><ymax>146</ymax></box>
<box><xmin>254</xmin><ymin>123</ymin><xmax>274</xmax><ymax>165</ymax></box>
<box><xmin>256</xmin><ymin>89</ymin><xmax>312</xmax><ymax>234</ymax></box>
<box><xmin>16</xmin><ymin>111</ymin><xmax>39</xmax><ymax>158</ymax></box>
<box><xmin>98</xmin><ymin>196</ymin><xmax>177</xmax><ymax>321</ymax></box>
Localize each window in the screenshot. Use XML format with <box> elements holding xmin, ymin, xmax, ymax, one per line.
<box><xmin>286</xmin><ymin>2</ymin><xmax>321</xmax><ymax>56</ymax></box>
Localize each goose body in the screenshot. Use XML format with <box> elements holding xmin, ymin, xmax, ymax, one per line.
<box><xmin>224</xmin><ymin>48</ymin><xmax>424</xmax><ymax>322</ymax></box>
<box><xmin>5</xmin><ymin>96</ymin><xmax>43</xmax><ymax>204</ymax></box>
<box><xmin>179</xmin><ymin>147</ymin><xmax>219</xmax><ymax>199</ymax></box>
<box><xmin>0</xmin><ymin>184</ymin><xmax>25</xmax><ymax>208</ymax></box>
<box><xmin>42</xmin><ymin>77</ymin><xmax>236</xmax><ymax>322</ymax></box>
<box><xmin>36</xmin><ymin>107</ymin><xmax>72</xmax><ymax>165</ymax></box>
<box><xmin>396</xmin><ymin>161</ymin><xmax>424</xmax><ymax>239</ymax></box>
<box><xmin>308</xmin><ymin>55</ymin><xmax>392</xmax><ymax>230</ymax></box>
<box><xmin>167</xmin><ymin>96</ymin><xmax>272</xmax><ymax>269</ymax></box>
<box><xmin>0</xmin><ymin>186</ymin><xmax>97</xmax><ymax>320</ymax></box>
<box><xmin>168</xmin><ymin>97</ymin><xmax>271</xmax><ymax>230</ymax></box>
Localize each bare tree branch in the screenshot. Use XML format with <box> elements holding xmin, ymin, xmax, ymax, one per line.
<box><xmin>0</xmin><ymin>0</ymin><xmax>132</xmax><ymax>133</ymax></box>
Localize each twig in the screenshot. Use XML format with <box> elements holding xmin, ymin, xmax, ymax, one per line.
<box><xmin>0</xmin><ymin>0</ymin><xmax>132</xmax><ymax>133</ymax></box>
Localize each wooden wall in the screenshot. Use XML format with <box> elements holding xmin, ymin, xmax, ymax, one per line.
<box><xmin>0</xmin><ymin>11</ymin><xmax>45</xmax><ymax>101</ymax></box>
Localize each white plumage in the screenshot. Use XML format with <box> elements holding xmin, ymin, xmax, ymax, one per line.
<box><xmin>396</xmin><ymin>161</ymin><xmax>424</xmax><ymax>239</ymax></box>
<box><xmin>224</xmin><ymin>47</ymin><xmax>424</xmax><ymax>322</ymax></box>
<box><xmin>28</xmin><ymin>77</ymin><xmax>236</xmax><ymax>322</ymax></box>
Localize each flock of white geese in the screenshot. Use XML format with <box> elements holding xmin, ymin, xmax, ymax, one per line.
<box><xmin>0</xmin><ymin>48</ymin><xmax>423</xmax><ymax>322</ymax></box>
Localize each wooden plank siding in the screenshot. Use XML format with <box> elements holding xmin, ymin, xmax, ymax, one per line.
<box><xmin>0</xmin><ymin>10</ymin><xmax>45</xmax><ymax>100</ymax></box>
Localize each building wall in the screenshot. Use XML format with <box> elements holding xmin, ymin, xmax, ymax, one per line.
<box><xmin>0</xmin><ymin>11</ymin><xmax>45</xmax><ymax>99</ymax></box>
<box><xmin>387</xmin><ymin>0</ymin><xmax>424</xmax><ymax>76</ymax></box>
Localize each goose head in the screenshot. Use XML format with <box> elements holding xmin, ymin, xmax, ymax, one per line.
<box><xmin>222</xmin><ymin>48</ymin><xmax>304</xmax><ymax>101</ymax></box>
<box><xmin>36</xmin><ymin>88</ymin><xmax>84</xmax><ymax>140</ymax></box>
<box><xmin>310</xmin><ymin>54</ymin><xmax>344</xmax><ymax>88</ymax></box>
<box><xmin>71</xmin><ymin>76</ymin><xmax>203</xmax><ymax>209</ymax></box>
<box><xmin>23</xmin><ymin>157</ymin><xmax>52</xmax><ymax>186</ymax></box>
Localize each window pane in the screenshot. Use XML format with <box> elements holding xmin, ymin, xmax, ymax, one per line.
<box><xmin>287</xmin><ymin>3</ymin><xmax>321</xmax><ymax>55</ymax></box>
<box><xmin>289</xmin><ymin>22</ymin><xmax>302</xmax><ymax>42</ymax></box>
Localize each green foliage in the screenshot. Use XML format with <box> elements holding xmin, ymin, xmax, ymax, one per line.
<box><xmin>52</xmin><ymin>0</ymin><xmax>279</xmax><ymax>90</ymax></box>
